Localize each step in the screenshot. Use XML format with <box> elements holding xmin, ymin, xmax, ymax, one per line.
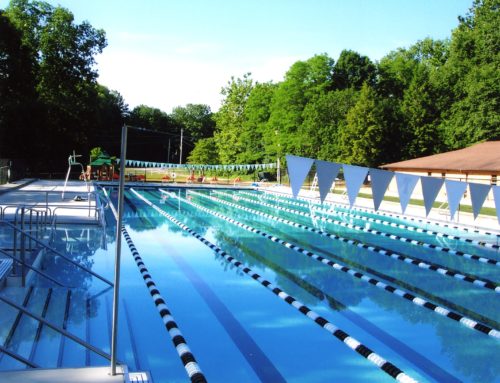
<box><xmin>60</xmin><ymin>290</ymin><xmax>90</xmax><ymax>368</ymax></box>
<box><xmin>31</xmin><ymin>288</ymin><xmax>68</xmax><ymax>367</ymax></box>
<box><xmin>0</xmin><ymin>287</ymin><xmax>49</xmax><ymax>370</ymax></box>
<box><xmin>0</xmin><ymin>259</ymin><xmax>13</xmax><ymax>286</ymax></box>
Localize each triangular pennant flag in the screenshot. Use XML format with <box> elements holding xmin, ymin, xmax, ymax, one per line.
<box><xmin>421</xmin><ymin>176</ymin><xmax>444</xmax><ymax>216</ymax></box>
<box><xmin>369</xmin><ymin>168</ymin><xmax>393</xmax><ymax>211</ymax></box>
<box><xmin>469</xmin><ymin>183</ymin><xmax>491</xmax><ymax>219</ymax></box>
<box><xmin>444</xmin><ymin>180</ymin><xmax>467</xmax><ymax>220</ymax></box>
<box><xmin>286</xmin><ymin>155</ymin><xmax>315</xmax><ymax>198</ymax></box>
<box><xmin>395</xmin><ymin>173</ymin><xmax>419</xmax><ymax>214</ymax></box>
<box><xmin>492</xmin><ymin>185</ymin><xmax>500</xmax><ymax>225</ymax></box>
<box><xmin>315</xmin><ymin>160</ymin><xmax>341</xmax><ymax>203</ymax></box>
<box><xmin>343</xmin><ymin>164</ymin><xmax>369</xmax><ymax>207</ymax></box>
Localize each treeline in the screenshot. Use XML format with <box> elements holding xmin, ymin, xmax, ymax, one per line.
<box><xmin>190</xmin><ymin>0</ymin><xmax>499</xmax><ymax>167</ymax></box>
<box><xmin>1</xmin><ymin>0</ymin><xmax>498</xmax><ymax>174</ymax></box>
<box><xmin>0</xmin><ymin>0</ymin><xmax>215</xmax><ymax>173</ymax></box>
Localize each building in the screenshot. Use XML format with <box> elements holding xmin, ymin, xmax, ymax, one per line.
<box><xmin>381</xmin><ymin>141</ymin><xmax>500</xmax><ymax>203</ymax></box>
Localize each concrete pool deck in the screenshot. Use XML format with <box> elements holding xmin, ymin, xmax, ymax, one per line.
<box><xmin>0</xmin><ymin>366</ymin><xmax>127</xmax><ymax>383</ymax></box>
<box><xmin>0</xmin><ymin>179</ymin><xmax>101</xmax><ymax>224</ymax></box>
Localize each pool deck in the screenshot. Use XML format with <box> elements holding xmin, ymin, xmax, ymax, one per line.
<box><xmin>0</xmin><ymin>366</ymin><xmax>129</xmax><ymax>383</ymax></box>
<box><xmin>0</xmin><ymin>179</ymin><xmax>100</xmax><ymax>224</ymax></box>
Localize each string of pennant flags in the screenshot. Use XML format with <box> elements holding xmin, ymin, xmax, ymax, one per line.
<box><xmin>286</xmin><ymin>154</ymin><xmax>500</xmax><ymax>225</ymax></box>
<box><xmin>116</xmin><ymin>159</ymin><xmax>276</xmax><ymax>171</ymax></box>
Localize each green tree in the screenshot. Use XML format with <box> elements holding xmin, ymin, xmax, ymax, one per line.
<box><xmin>439</xmin><ymin>0</ymin><xmax>500</xmax><ymax>148</ymax></box>
<box><xmin>377</xmin><ymin>38</ymin><xmax>449</xmax><ymax>99</ymax></box>
<box><xmin>187</xmin><ymin>137</ymin><xmax>219</xmax><ymax>164</ymax></box>
<box><xmin>332</xmin><ymin>50</ymin><xmax>377</xmax><ymax>90</ymax></box>
<box><xmin>213</xmin><ymin>73</ymin><xmax>254</xmax><ymax>164</ymax></box>
<box><xmin>5</xmin><ymin>0</ymin><xmax>107</xmax><ymax>170</ymax></box>
<box><xmin>401</xmin><ymin>65</ymin><xmax>443</xmax><ymax>158</ymax></box>
<box><xmin>91</xmin><ymin>85</ymin><xmax>128</xmax><ymax>156</ymax></box>
<box><xmin>0</xmin><ymin>9</ymin><xmax>39</xmax><ymax>158</ymax></box>
<box><xmin>300</xmin><ymin>88</ymin><xmax>358</xmax><ymax>161</ymax></box>
<box><xmin>267</xmin><ymin>54</ymin><xmax>334</xmax><ymax>159</ymax></box>
<box><xmin>127</xmin><ymin>105</ymin><xmax>178</xmax><ymax>162</ymax></box>
<box><xmin>339</xmin><ymin>83</ymin><xmax>387</xmax><ymax>167</ymax></box>
<box><xmin>171</xmin><ymin>103</ymin><xmax>215</xmax><ymax>143</ymax></box>
<box><xmin>240</xmin><ymin>82</ymin><xmax>276</xmax><ymax>163</ymax></box>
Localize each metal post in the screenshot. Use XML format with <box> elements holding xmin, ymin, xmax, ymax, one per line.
<box><xmin>111</xmin><ymin>125</ymin><xmax>128</xmax><ymax>376</ymax></box>
<box><xmin>20</xmin><ymin>208</ymin><xmax>25</xmax><ymax>286</ymax></box>
<box><xmin>179</xmin><ymin>128</ymin><xmax>183</xmax><ymax>165</ymax></box>
<box><xmin>167</xmin><ymin>138</ymin><xmax>171</xmax><ymax>163</ymax></box>
<box><xmin>277</xmin><ymin>157</ymin><xmax>281</xmax><ymax>185</ymax></box>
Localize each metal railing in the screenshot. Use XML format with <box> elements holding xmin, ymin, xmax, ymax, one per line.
<box><xmin>0</xmin><ymin>294</ymin><xmax>114</xmax><ymax>364</ymax></box>
<box><xmin>1</xmin><ymin>220</ymin><xmax>113</xmax><ymax>287</ymax></box>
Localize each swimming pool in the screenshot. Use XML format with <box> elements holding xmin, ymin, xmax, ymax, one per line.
<box><xmin>1</xmin><ymin>186</ymin><xmax>499</xmax><ymax>382</ymax></box>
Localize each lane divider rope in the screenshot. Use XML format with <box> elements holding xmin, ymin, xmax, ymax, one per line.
<box><xmin>131</xmin><ymin>188</ymin><xmax>419</xmax><ymax>383</ymax></box>
<box><xmin>260</xmin><ymin>189</ymin><xmax>500</xmax><ymax>240</ymax></box>
<box><xmin>201</xmin><ymin>190</ymin><xmax>499</xmax><ymax>292</ymax></box>
<box><xmin>240</xmin><ymin>190</ymin><xmax>500</xmax><ymax>250</ymax></box>
<box><xmin>234</xmin><ymin>191</ymin><xmax>500</xmax><ymax>267</ymax></box>
<box><xmin>101</xmin><ymin>188</ymin><xmax>207</xmax><ymax>383</ymax></box>
<box><xmin>167</xmin><ymin>189</ymin><xmax>500</xmax><ymax>339</ymax></box>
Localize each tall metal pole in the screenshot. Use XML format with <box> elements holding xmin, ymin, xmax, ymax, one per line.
<box><xmin>277</xmin><ymin>157</ymin><xmax>281</xmax><ymax>185</ymax></box>
<box><xmin>167</xmin><ymin>138</ymin><xmax>171</xmax><ymax>163</ymax></box>
<box><xmin>179</xmin><ymin>128</ymin><xmax>183</xmax><ymax>165</ymax></box>
<box><xmin>111</xmin><ymin>125</ymin><xmax>128</xmax><ymax>375</ymax></box>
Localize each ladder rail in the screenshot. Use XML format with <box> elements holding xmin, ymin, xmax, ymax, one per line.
<box><xmin>0</xmin><ymin>344</ymin><xmax>40</xmax><ymax>369</ymax></box>
<box><xmin>0</xmin><ymin>248</ymin><xmax>64</xmax><ymax>287</ymax></box>
<box><xmin>0</xmin><ymin>294</ymin><xmax>113</xmax><ymax>363</ymax></box>
<box><xmin>1</xmin><ymin>220</ymin><xmax>113</xmax><ymax>287</ymax></box>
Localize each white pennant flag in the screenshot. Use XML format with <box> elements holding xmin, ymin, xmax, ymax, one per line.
<box><xmin>395</xmin><ymin>173</ymin><xmax>419</xmax><ymax>214</ymax></box>
<box><xmin>421</xmin><ymin>176</ymin><xmax>444</xmax><ymax>216</ymax></box>
<box><xmin>492</xmin><ymin>185</ymin><xmax>500</xmax><ymax>225</ymax></box>
<box><xmin>469</xmin><ymin>183</ymin><xmax>491</xmax><ymax>219</ymax></box>
<box><xmin>315</xmin><ymin>160</ymin><xmax>341</xmax><ymax>203</ymax></box>
<box><xmin>369</xmin><ymin>168</ymin><xmax>393</xmax><ymax>211</ymax></box>
<box><xmin>343</xmin><ymin>165</ymin><xmax>368</xmax><ymax>207</ymax></box>
<box><xmin>286</xmin><ymin>155</ymin><xmax>315</xmax><ymax>198</ymax></box>
<box><xmin>444</xmin><ymin>180</ymin><xmax>467</xmax><ymax>220</ymax></box>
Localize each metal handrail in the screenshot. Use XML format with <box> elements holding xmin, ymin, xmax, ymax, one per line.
<box><xmin>0</xmin><ymin>294</ymin><xmax>113</xmax><ymax>362</ymax></box>
<box><xmin>0</xmin><ymin>248</ymin><xmax>64</xmax><ymax>287</ymax></box>
<box><xmin>0</xmin><ymin>344</ymin><xmax>40</xmax><ymax>368</ymax></box>
<box><xmin>1</xmin><ymin>220</ymin><xmax>113</xmax><ymax>286</ymax></box>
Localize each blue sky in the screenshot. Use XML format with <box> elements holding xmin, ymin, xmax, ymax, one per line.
<box><xmin>1</xmin><ymin>0</ymin><xmax>472</xmax><ymax>113</ymax></box>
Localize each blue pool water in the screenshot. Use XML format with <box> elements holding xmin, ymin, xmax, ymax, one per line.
<box><xmin>1</xmin><ymin>186</ymin><xmax>499</xmax><ymax>382</ymax></box>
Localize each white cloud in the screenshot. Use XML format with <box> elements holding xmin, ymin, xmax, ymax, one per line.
<box><xmin>96</xmin><ymin>48</ymin><xmax>300</xmax><ymax>113</ymax></box>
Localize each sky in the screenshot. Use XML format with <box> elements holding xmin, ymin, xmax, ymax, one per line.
<box><xmin>1</xmin><ymin>0</ymin><xmax>473</xmax><ymax>113</ymax></box>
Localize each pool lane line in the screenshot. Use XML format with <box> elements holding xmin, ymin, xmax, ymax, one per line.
<box><xmin>132</xmin><ymin>189</ymin><xmax>419</xmax><ymax>383</ymax></box>
<box><xmin>170</xmin><ymin>190</ymin><xmax>500</xmax><ymax>339</ymax></box>
<box><xmin>198</xmin><ymin>191</ymin><xmax>500</xmax><ymax>293</ymax></box>
<box><xmin>178</xmin><ymin>192</ymin><xmax>500</xmax><ymax>330</ymax></box>
<box><xmin>227</xmin><ymin>191</ymin><xmax>500</xmax><ymax>267</ymax></box>
<box><xmin>102</xmin><ymin>188</ymin><xmax>207</xmax><ymax>383</ymax></box>
<box><xmin>239</xmin><ymin>191</ymin><xmax>500</xmax><ymax>251</ymax></box>
<box><xmin>158</xmin><ymin>238</ymin><xmax>287</xmax><ymax>383</ymax></box>
<box><xmin>260</xmin><ymin>189</ymin><xmax>500</xmax><ymax>240</ymax></box>
<box><xmin>213</xmin><ymin>230</ymin><xmax>461</xmax><ymax>383</ymax></box>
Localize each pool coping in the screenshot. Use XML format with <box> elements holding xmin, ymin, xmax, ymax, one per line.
<box><xmin>0</xmin><ymin>365</ymin><xmax>133</xmax><ymax>383</ymax></box>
